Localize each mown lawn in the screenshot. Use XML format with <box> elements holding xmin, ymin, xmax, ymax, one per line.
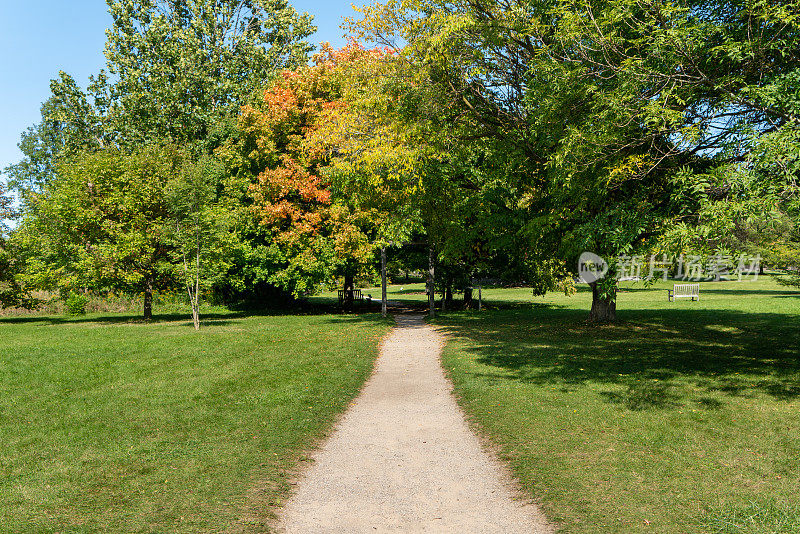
<box><xmin>434</xmin><ymin>277</ymin><xmax>800</xmax><ymax>533</ymax></box>
<box><xmin>0</xmin><ymin>310</ymin><xmax>390</xmax><ymax>533</ymax></box>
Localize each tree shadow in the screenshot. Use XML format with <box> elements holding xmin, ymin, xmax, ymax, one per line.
<box><xmin>599</xmin><ymin>381</ymin><xmax>683</xmax><ymax>410</ymax></box>
<box><xmin>693</xmin><ymin>288</ymin><xmax>800</xmax><ymax>296</ymax></box>
<box><xmin>0</xmin><ymin>300</ymin><xmax>392</xmax><ymax>327</ymax></box>
<box><xmin>0</xmin><ymin>312</ymin><xmax>244</xmax><ymax>326</ymax></box>
<box><xmin>435</xmin><ymin>304</ymin><xmax>800</xmax><ymax>408</ymax></box>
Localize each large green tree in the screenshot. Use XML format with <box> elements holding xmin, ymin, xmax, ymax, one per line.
<box><xmin>19</xmin><ymin>146</ymin><xmax>191</xmax><ymax>319</ymax></box>
<box><xmin>99</xmin><ymin>0</ymin><xmax>316</xmax><ymax>145</ymax></box>
<box><xmin>312</xmin><ymin>40</ymin><xmax>579</xmax><ymax>318</ymax></box>
<box><xmin>353</xmin><ymin>0</ymin><xmax>800</xmax><ymax>321</ymax></box>
<box><xmin>4</xmin><ymin>0</ymin><xmax>315</xmax><ymax>198</ymax></box>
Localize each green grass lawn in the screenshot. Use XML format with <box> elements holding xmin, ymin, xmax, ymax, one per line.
<box><xmin>433</xmin><ymin>277</ymin><xmax>800</xmax><ymax>533</ymax></box>
<box><xmin>0</xmin><ymin>310</ymin><xmax>390</xmax><ymax>533</ymax></box>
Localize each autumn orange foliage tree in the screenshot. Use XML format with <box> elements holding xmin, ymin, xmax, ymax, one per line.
<box><xmin>219</xmin><ymin>43</ymin><xmax>396</xmax><ymax>298</ymax></box>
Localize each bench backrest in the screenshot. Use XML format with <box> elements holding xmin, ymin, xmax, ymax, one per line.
<box><xmin>673</xmin><ymin>283</ymin><xmax>700</xmax><ymax>296</ymax></box>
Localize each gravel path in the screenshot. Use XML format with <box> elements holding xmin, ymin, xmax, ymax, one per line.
<box><xmin>277</xmin><ymin>314</ymin><xmax>553</xmax><ymax>533</ymax></box>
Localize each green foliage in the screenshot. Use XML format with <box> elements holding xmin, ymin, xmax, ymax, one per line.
<box><xmin>16</xmin><ymin>146</ymin><xmax>182</xmax><ymax>318</ymax></box>
<box><xmin>165</xmin><ymin>154</ymin><xmax>238</xmax><ymax>326</ymax></box>
<box><xmin>0</xmin><ymin>183</ymin><xmax>29</xmax><ymax>309</ymax></box>
<box><xmin>98</xmin><ymin>0</ymin><xmax>316</xmax><ymax>145</ymax></box>
<box><xmin>351</xmin><ymin>0</ymin><xmax>800</xmax><ymax>319</ymax></box>
<box><xmin>3</xmin><ymin>72</ymin><xmax>106</xmax><ymax>203</ymax></box>
<box><xmin>16</xmin><ymin>144</ymin><xmax>242</xmax><ymax>318</ymax></box>
<box><xmin>315</xmin><ymin>42</ymin><xmax>565</xmax><ymax>293</ymax></box>
<box><xmin>64</xmin><ymin>292</ymin><xmax>89</xmax><ymax>316</ymax></box>
<box><xmin>0</xmin><ymin>243</ymin><xmax>28</xmax><ymax>310</ymax></box>
<box><xmin>4</xmin><ymin>0</ymin><xmax>316</xmax><ymax>210</ymax></box>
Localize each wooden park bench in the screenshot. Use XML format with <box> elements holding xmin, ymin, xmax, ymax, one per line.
<box><xmin>667</xmin><ymin>283</ymin><xmax>700</xmax><ymax>302</ymax></box>
<box><xmin>338</xmin><ymin>289</ymin><xmax>364</xmax><ymax>306</ymax></box>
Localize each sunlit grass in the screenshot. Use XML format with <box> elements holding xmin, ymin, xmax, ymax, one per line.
<box><xmin>434</xmin><ymin>276</ymin><xmax>800</xmax><ymax>533</ymax></box>
<box><xmin>0</xmin><ymin>311</ymin><xmax>390</xmax><ymax>533</ymax></box>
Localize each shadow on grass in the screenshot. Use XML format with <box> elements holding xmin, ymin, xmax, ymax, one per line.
<box><xmin>387</xmin><ymin>288</ymin><xmax>428</xmax><ymax>295</ymax></box>
<box><xmin>435</xmin><ymin>305</ymin><xmax>800</xmax><ymax>407</ymax></box>
<box><xmin>600</xmin><ymin>381</ymin><xmax>684</xmax><ymax>410</ymax></box>
<box><xmin>0</xmin><ymin>311</ymin><xmax>243</xmax><ymax>326</ymax></box>
<box><xmin>685</xmin><ymin>288</ymin><xmax>800</xmax><ymax>296</ymax></box>
<box><xmin>0</xmin><ymin>299</ymin><xmax>393</xmax><ymax>328</ymax></box>
<box><xmin>609</xmin><ymin>286</ymin><xmax>800</xmax><ymax>298</ymax></box>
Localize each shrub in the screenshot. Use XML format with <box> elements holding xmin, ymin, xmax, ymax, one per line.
<box><xmin>65</xmin><ymin>292</ymin><xmax>89</xmax><ymax>316</ymax></box>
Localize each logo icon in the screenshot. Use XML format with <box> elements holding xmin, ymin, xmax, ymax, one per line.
<box><xmin>578</xmin><ymin>252</ymin><xmax>608</xmax><ymax>283</ymax></box>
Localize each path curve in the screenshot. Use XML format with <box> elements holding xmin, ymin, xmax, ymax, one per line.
<box><xmin>277</xmin><ymin>314</ymin><xmax>553</xmax><ymax>533</ymax></box>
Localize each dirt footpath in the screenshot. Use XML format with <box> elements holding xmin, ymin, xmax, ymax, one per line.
<box><xmin>277</xmin><ymin>314</ymin><xmax>553</xmax><ymax>533</ymax></box>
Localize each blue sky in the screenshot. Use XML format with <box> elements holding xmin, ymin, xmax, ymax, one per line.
<box><xmin>0</xmin><ymin>0</ymin><xmax>365</xmax><ymax>176</ymax></box>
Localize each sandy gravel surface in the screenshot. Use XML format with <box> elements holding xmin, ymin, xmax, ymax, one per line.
<box><xmin>277</xmin><ymin>314</ymin><xmax>553</xmax><ymax>533</ymax></box>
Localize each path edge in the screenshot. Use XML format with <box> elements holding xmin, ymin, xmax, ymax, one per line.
<box><xmin>430</xmin><ymin>320</ymin><xmax>558</xmax><ymax>533</ymax></box>
<box><xmin>227</xmin><ymin>314</ymin><xmax>397</xmax><ymax>534</ymax></box>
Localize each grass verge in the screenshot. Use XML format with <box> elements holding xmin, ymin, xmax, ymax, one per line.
<box><xmin>0</xmin><ymin>310</ymin><xmax>390</xmax><ymax>533</ymax></box>
<box><xmin>434</xmin><ymin>277</ymin><xmax>800</xmax><ymax>533</ymax></box>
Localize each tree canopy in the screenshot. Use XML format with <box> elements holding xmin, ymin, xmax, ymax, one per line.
<box><xmin>2</xmin><ymin>0</ymin><xmax>799</xmax><ymax>322</ymax></box>
<box><xmin>99</xmin><ymin>0</ymin><xmax>316</xmax><ymax>145</ymax></box>
<box><xmin>349</xmin><ymin>0</ymin><xmax>800</xmax><ymax>319</ymax></box>
<box><xmin>5</xmin><ymin>0</ymin><xmax>316</xmax><ymax>200</ymax></box>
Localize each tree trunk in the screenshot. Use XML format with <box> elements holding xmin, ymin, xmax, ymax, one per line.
<box><xmin>427</xmin><ymin>245</ymin><xmax>435</xmax><ymax>318</ymax></box>
<box><xmin>143</xmin><ymin>276</ymin><xmax>153</xmax><ymax>320</ymax></box>
<box><xmin>182</xmin><ymin>242</ymin><xmax>201</xmax><ymax>331</ymax></box>
<box><xmin>443</xmin><ymin>281</ymin><xmax>453</xmax><ymax>311</ymax></box>
<box><xmin>464</xmin><ymin>286</ymin><xmax>473</xmax><ymax>308</ymax></box>
<box><xmin>191</xmin><ymin>303</ymin><xmax>200</xmax><ymax>330</ymax></box>
<box><xmin>589</xmin><ymin>281</ymin><xmax>616</xmax><ymax>322</ymax></box>
<box><xmin>381</xmin><ymin>246</ymin><xmax>387</xmax><ymax>318</ymax></box>
<box><xmin>343</xmin><ymin>273</ymin><xmax>354</xmax><ymax>312</ymax></box>
<box><xmin>191</xmin><ymin>247</ymin><xmax>200</xmax><ymax>331</ymax></box>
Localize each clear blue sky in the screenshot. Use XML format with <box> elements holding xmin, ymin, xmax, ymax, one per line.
<box><xmin>0</xmin><ymin>0</ymin><xmax>365</xmax><ymax>176</ymax></box>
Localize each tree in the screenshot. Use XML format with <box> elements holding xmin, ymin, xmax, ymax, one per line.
<box><xmin>3</xmin><ymin>72</ymin><xmax>106</xmax><ymax>204</ymax></box>
<box><xmin>218</xmin><ymin>44</ymin><xmax>388</xmax><ymax>302</ymax></box>
<box><xmin>349</xmin><ymin>0</ymin><xmax>668</xmax><ymax>321</ymax></box>
<box><xmin>749</xmin><ymin>127</ymin><xmax>800</xmax><ymax>285</ymax></box>
<box><xmin>352</xmin><ymin>0</ymin><xmax>800</xmax><ymax>321</ymax></box>
<box><xmin>99</xmin><ymin>0</ymin><xmax>316</xmax><ymax>146</ymax></box>
<box><xmin>18</xmin><ymin>144</ymin><xmax>238</xmax><ymax>322</ymax></box>
<box><xmin>0</xmin><ymin>182</ymin><xmax>28</xmax><ymax>309</ymax></box>
<box><xmin>17</xmin><ymin>146</ymin><xmax>186</xmax><ymax>319</ymax></box>
<box><xmin>313</xmin><ymin>40</ymin><xmax>569</xmax><ymax>315</ymax></box>
<box><xmin>5</xmin><ymin>0</ymin><xmax>316</xmax><ymax>205</ymax></box>
<box><xmin>166</xmin><ymin>155</ymin><xmax>237</xmax><ymax>329</ymax></box>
